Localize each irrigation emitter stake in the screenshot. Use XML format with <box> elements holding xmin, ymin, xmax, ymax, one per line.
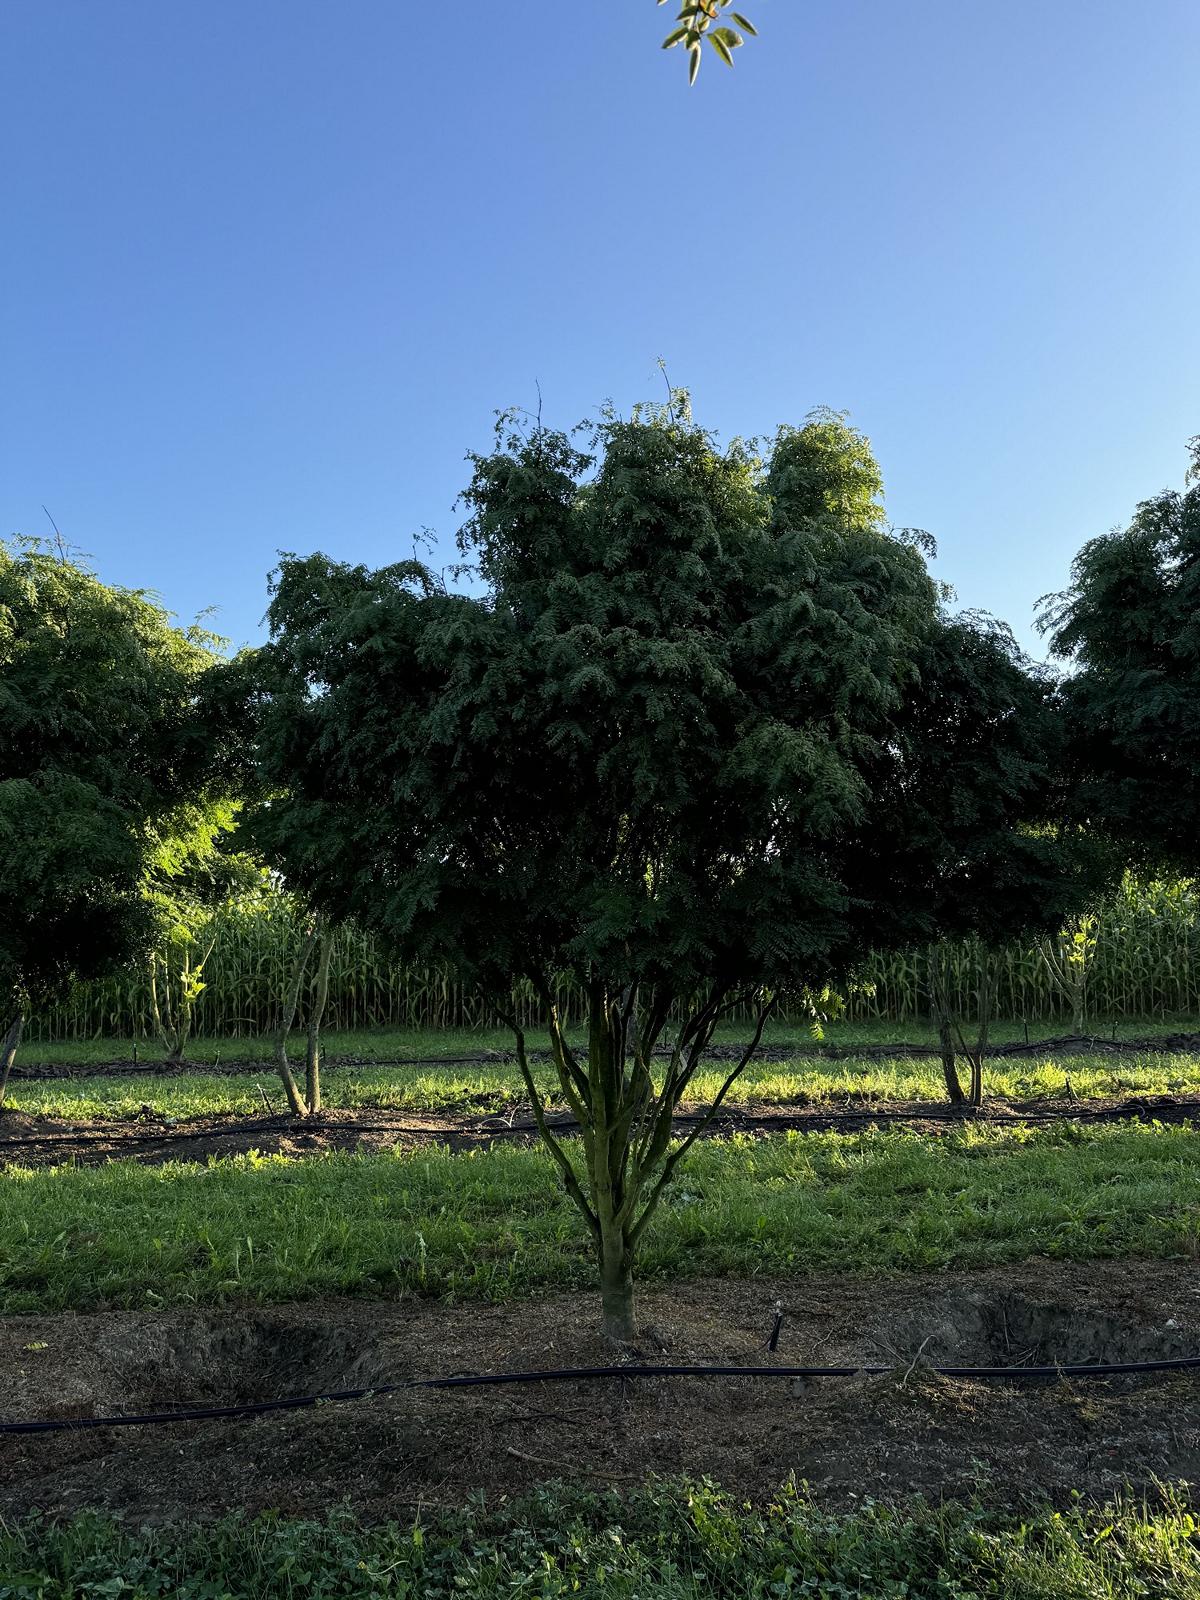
<box><xmin>5</xmin><ymin>1354</ymin><xmax>1200</xmax><ymax>1436</ymax></box>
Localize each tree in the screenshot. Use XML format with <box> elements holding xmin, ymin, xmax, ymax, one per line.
<box><xmin>269</xmin><ymin>907</ymin><xmax>335</xmax><ymax>1119</ymax></box>
<box><xmin>1040</xmin><ymin>438</ymin><xmax>1200</xmax><ymax>884</ymax></box>
<box><xmin>143</xmin><ymin>800</ymin><xmax>264</xmax><ymax>1064</ymax></box>
<box><xmin>245</xmin><ymin>398</ymin><xmax>1079</xmax><ymax>1340</ymax></box>
<box><xmin>659</xmin><ymin>0</ymin><xmax>759</xmax><ymax>84</ymax></box>
<box><xmin>245</xmin><ymin>401</ymin><xmax>943</xmax><ymax>1338</ymax></box>
<box><xmin>838</xmin><ymin>611</ymin><xmax>1111</xmax><ymax>1103</ymax></box>
<box><xmin>0</xmin><ymin>539</ymin><xmax>226</xmax><ymax>1102</ymax></box>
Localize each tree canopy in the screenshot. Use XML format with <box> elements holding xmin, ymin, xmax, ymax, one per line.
<box><xmin>1041</xmin><ymin>437</ymin><xmax>1200</xmax><ymax>879</ymax></box>
<box><xmin>0</xmin><ymin>539</ymin><xmax>228</xmax><ymax>1094</ymax></box>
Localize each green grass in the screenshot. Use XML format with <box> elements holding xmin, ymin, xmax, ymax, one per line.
<box><xmin>2</xmin><ymin>1121</ymin><xmax>1198</xmax><ymax>1314</ymax></box>
<box><xmin>16</xmin><ymin>1013</ymin><xmax>1200</xmax><ymax>1070</ymax></box>
<box><xmin>8</xmin><ymin>1049</ymin><xmax>1200</xmax><ymax>1123</ymax></box>
<box><xmin>4</xmin><ymin>1481</ymin><xmax>1199</xmax><ymax>1598</ymax></box>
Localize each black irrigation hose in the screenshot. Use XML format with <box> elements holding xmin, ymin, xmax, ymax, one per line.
<box><xmin>2</xmin><ymin>1098</ymin><xmax>1193</xmax><ymax>1156</ymax></box>
<box><xmin>6</xmin><ymin>1354</ymin><xmax>1200</xmax><ymax>1436</ymax></box>
<box><xmin>14</xmin><ymin>1031</ymin><xmax>1200</xmax><ymax>1084</ymax></box>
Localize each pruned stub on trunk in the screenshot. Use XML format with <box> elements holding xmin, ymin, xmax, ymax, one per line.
<box><xmin>501</xmin><ymin>978</ymin><xmax>775</xmax><ymax>1343</ymax></box>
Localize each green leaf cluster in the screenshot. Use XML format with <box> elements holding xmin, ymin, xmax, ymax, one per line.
<box><xmin>660</xmin><ymin>0</ymin><xmax>758</xmax><ymax>83</ymax></box>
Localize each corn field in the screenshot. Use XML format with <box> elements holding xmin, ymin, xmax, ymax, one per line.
<box><xmin>24</xmin><ymin>878</ymin><xmax>1200</xmax><ymax>1042</ymax></box>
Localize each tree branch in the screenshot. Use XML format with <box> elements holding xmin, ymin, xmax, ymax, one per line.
<box><xmin>499</xmin><ymin>1011</ymin><xmax>599</xmax><ymax>1240</ymax></box>
<box><xmin>630</xmin><ymin>997</ymin><xmax>775</xmax><ymax>1245</ymax></box>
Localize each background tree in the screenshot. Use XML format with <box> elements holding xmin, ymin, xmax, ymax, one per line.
<box><xmin>208</xmin><ymin>647</ymin><xmax>339</xmax><ymax>1118</ymax></box>
<box><xmin>143</xmin><ymin>799</ymin><xmax>265</xmax><ymax>1065</ymax></box>
<box><xmin>1041</xmin><ymin>438</ymin><xmax>1200</xmax><ymax>886</ymax></box>
<box><xmin>0</xmin><ymin>538</ymin><xmax>227</xmax><ymax>1103</ymax></box>
<box><xmin>840</xmin><ymin>610</ymin><xmax>1112</xmax><ymax>1104</ymax></box>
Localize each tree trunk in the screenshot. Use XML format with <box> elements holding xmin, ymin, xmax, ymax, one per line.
<box><xmin>967</xmin><ymin>959</ymin><xmax>993</xmax><ymax>1109</ymax></box>
<box><xmin>504</xmin><ymin>977</ymin><xmax>773</xmax><ymax>1347</ymax></box>
<box><xmin>929</xmin><ymin>950</ymin><xmax>965</xmax><ymax>1105</ymax></box>
<box><xmin>598</xmin><ymin>1227</ymin><xmax>636</xmax><ymax>1344</ymax></box>
<box><xmin>148</xmin><ymin>960</ymin><xmax>179</xmax><ymax>1064</ymax></box>
<box><xmin>305</xmin><ymin>929</ymin><xmax>333</xmax><ymax>1115</ymax></box>
<box><xmin>936</xmin><ymin>1004</ymin><xmax>965</xmax><ymax>1105</ymax></box>
<box><xmin>275</xmin><ymin>920</ymin><xmax>318</xmax><ymax>1119</ymax></box>
<box><xmin>0</xmin><ymin>1014</ymin><xmax>24</xmax><ymax>1109</ymax></box>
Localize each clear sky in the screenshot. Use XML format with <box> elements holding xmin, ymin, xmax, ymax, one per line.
<box><xmin>3</xmin><ymin>1</ymin><xmax>1197</xmax><ymax>656</ymax></box>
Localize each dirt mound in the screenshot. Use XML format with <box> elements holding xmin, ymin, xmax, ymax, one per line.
<box><xmin>3</xmin><ymin>1260</ymin><xmax>1198</xmax><ymax>1524</ymax></box>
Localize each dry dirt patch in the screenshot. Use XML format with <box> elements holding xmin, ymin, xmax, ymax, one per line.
<box><xmin>2</xmin><ymin>1260</ymin><xmax>1199</xmax><ymax>1523</ymax></box>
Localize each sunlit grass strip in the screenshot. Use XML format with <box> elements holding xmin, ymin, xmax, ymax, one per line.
<box><xmin>2</xmin><ymin>1122</ymin><xmax>1198</xmax><ymax>1314</ymax></box>
<box><xmin>5</xmin><ymin>1482</ymin><xmax>1200</xmax><ymax>1599</ymax></box>
<box><xmin>8</xmin><ymin>1049</ymin><xmax>1200</xmax><ymax>1123</ymax></box>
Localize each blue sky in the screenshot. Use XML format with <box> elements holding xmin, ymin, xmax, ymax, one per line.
<box><xmin>3</xmin><ymin>1</ymin><xmax>1197</xmax><ymax>656</ymax></box>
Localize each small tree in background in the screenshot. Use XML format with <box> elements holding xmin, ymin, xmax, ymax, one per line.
<box><xmin>144</xmin><ymin>799</ymin><xmax>265</xmax><ymax>1064</ymax></box>
<box><xmin>208</xmin><ymin>647</ymin><xmax>340</xmax><ymax>1118</ymax></box>
<box><xmin>0</xmin><ymin>539</ymin><xmax>228</xmax><ymax>1102</ymax></box>
<box><xmin>1041</xmin><ymin>437</ymin><xmax>1200</xmax><ymax>889</ymax></box>
<box><xmin>268</xmin><ymin>909</ymin><xmax>335</xmax><ymax>1118</ymax></box>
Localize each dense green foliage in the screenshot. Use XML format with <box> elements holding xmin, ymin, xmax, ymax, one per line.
<box><xmin>251</xmin><ymin>405</ymin><xmax>941</xmax><ymax>1003</ymax></box>
<box><xmin>0</xmin><ymin>540</ymin><xmax>228</xmax><ymax>1095</ymax></box>
<box><xmin>2</xmin><ymin>1121</ymin><xmax>1197</xmax><ymax>1314</ymax></box>
<box><xmin>4</xmin><ymin>1484</ymin><xmax>1199</xmax><ymax>1599</ymax></box>
<box><xmin>1044</xmin><ymin>438</ymin><xmax>1200</xmax><ymax>878</ymax></box>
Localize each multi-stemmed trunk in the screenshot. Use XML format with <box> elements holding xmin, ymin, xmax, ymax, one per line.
<box><xmin>505</xmin><ymin>978</ymin><xmax>774</xmax><ymax>1344</ymax></box>
<box><xmin>1039</xmin><ymin>916</ymin><xmax>1099</xmax><ymax>1038</ymax></box>
<box><xmin>273</xmin><ymin>917</ymin><xmax>331</xmax><ymax>1118</ymax></box>
<box><xmin>929</xmin><ymin>945</ymin><xmax>993</xmax><ymax>1111</ymax></box>
<box><xmin>149</xmin><ymin>936</ymin><xmax>216</xmax><ymax>1066</ymax></box>
<box><xmin>0</xmin><ymin>1014</ymin><xmax>24</xmax><ymax>1110</ymax></box>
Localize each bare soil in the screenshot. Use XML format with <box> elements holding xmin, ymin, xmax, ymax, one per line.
<box><xmin>2</xmin><ymin>1261</ymin><xmax>1198</xmax><ymax>1522</ymax></box>
<box><xmin>2</xmin><ymin>1090</ymin><xmax>1199</xmax><ymax>1169</ymax></box>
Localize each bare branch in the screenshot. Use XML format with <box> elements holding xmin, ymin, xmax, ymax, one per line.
<box><xmin>630</xmin><ymin>997</ymin><xmax>775</xmax><ymax>1244</ymax></box>
<box><xmin>498</xmin><ymin>1010</ymin><xmax>600</xmax><ymax>1240</ymax></box>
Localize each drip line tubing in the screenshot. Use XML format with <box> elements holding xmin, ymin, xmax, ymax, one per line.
<box><xmin>5</xmin><ymin>1353</ymin><xmax>1199</xmax><ymax>1436</ymax></box>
